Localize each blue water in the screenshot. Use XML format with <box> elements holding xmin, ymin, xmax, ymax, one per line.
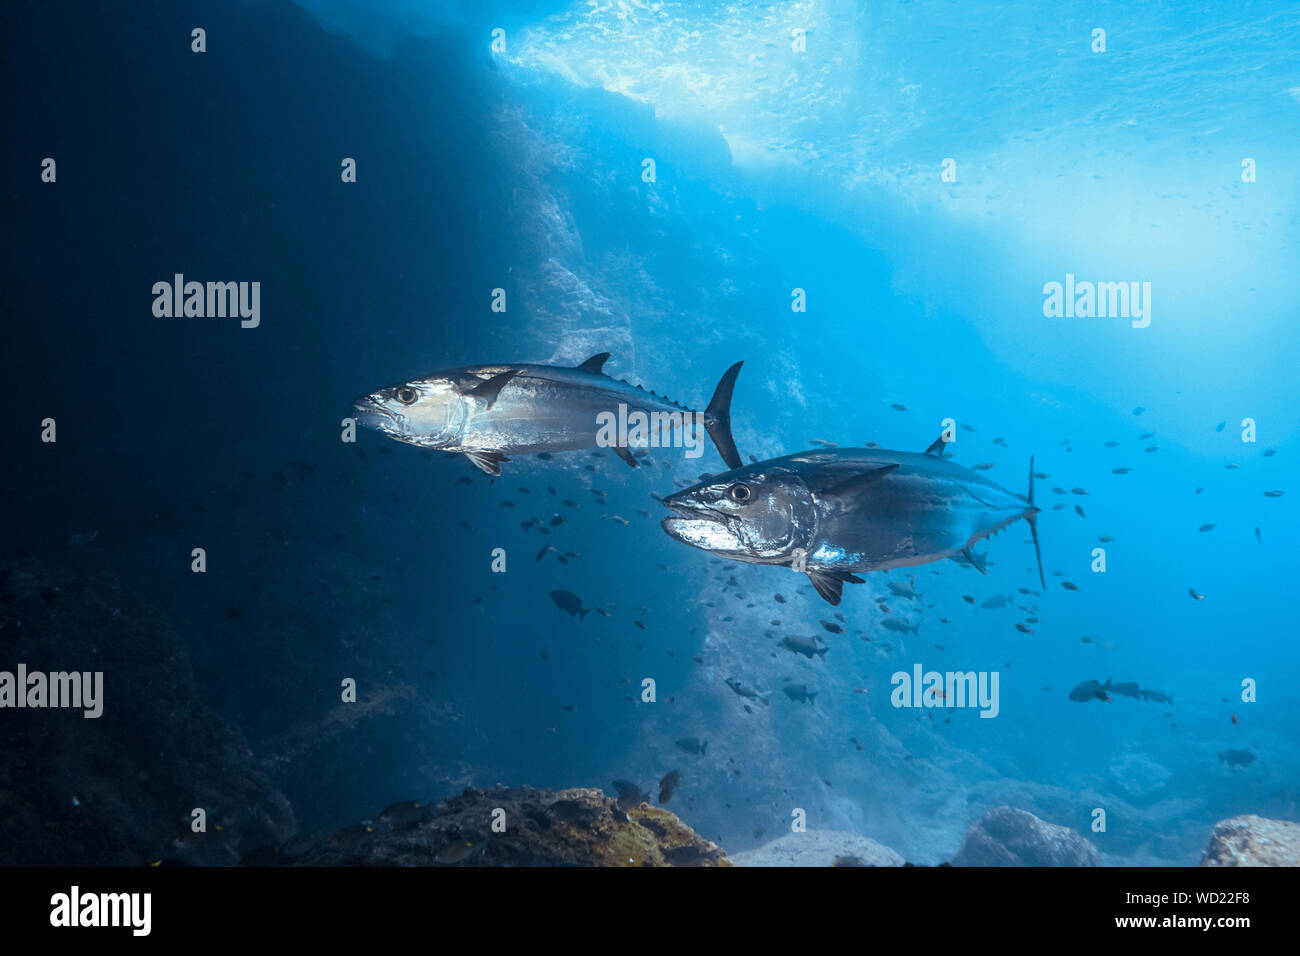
<box><xmin>5</xmin><ymin>0</ymin><xmax>1297</xmax><ymax>864</ymax></box>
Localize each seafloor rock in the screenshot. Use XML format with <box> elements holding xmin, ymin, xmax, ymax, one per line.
<box><xmin>255</xmin><ymin>785</ymin><xmax>730</xmax><ymax>866</ymax></box>
<box><xmin>951</xmin><ymin>806</ymin><xmax>1101</xmax><ymax>867</ymax></box>
<box><xmin>731</xmin><ymin>829</ymin><xmax>904</xmax><ymax>867</ymax></box>
<box><xmin>0</xmin><ymin>557</ymin><xmax>294</xmax><ymax>865</ymax></box>
<box><xmin>1200</xmin><ymin>815</ymin><xmax>1300</xmax><ymax>867</ymax></box>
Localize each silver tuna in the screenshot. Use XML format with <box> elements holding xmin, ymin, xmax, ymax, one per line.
<box><xmin>353</xmin><ymin>352</ymin><xmax>743</xmax><ymax>475</ymax></box>
<box><xmin>660</xmin><ymin>435</ymin><xmax>1044</xmax><ymax>605</ymax></box>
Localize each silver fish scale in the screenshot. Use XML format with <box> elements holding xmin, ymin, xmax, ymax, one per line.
<box><xmin>455</xmin><ymin>366</ymin><xmax>701</xmax><ymax>456</ymax></box>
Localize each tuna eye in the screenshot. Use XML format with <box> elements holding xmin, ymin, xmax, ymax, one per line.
<box><xmin>395</xmin><ymin>387</ymin><xmax>418</xmax><ymax>405</ymax></box>
<box><xmin>728</xmin><ymin>483</ymin><xmax>752</xmax><ymax>503</ymax></box>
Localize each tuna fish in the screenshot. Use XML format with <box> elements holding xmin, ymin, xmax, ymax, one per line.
<box><xmin>354</xmin><ymin>353</ymin><xmax>743</xmax><ymax>475</ymax></box>
<box><xmin>659</xmin><ymin>436</ymin><xmax>1043</xmax><ymax>605</ymax></box>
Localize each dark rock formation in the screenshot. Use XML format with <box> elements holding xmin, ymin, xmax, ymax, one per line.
<box><xmin>951</xmin><ymin>806</ymin><xmax>1101</xmax><ymax>866</ymax></box>
<box><xmin>1200</xmin><ymin>815</ymin><xmax>1300</xmax><ymax>866</ymax></box>
<box><xmin>250</xmin><ymin>785</ymin><xmax>730</xmax><ymax>866</ymax></box>
<box><xmin>0</xmin><ymin>557</ymin><xmax>294</xmax><ymax>865</ymax></box>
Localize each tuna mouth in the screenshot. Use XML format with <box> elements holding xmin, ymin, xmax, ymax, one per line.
<box><xmin>660</xmin><ymin>507</ymin><xmax>746</xmax><ymax>553</ymax></box>
<box><xmin>352</xmin><ymin>397</ymin><xmax>397</xmax><ymax>431</ymax></box>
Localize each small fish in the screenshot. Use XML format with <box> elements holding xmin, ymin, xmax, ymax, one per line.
<box><xmin>972</xmin><ymin>462</ymin><xmax>996</xmax><ymax>471</ymax></box>
<box><xmin>1215</xmin><ymin>421</ymin><xmax>1226</xmax><ymax>432</ymax></box>
<box><xmin>1139</xmin><ymin>688</ymin><xmax>1173</xmax><ymax>705</ymax></box>
<box><xmin>821</xmin><ymin>621</ymin><xmax>844</xmax><ymax>634</ymax></box>
<box><xmin>891</xmin><ymin>403</ymin><xmax>908</xmax><ymax>412</ymax></box>
<box><xmin>1015</xmin><ymin>623</ymin><xmax>1033</xmax><ymax>634</ymax></box>
<box><xmin>774</xmin><ymin>593</ymin><xmax>787</xmax><ymax>604</ymax></box>
<box><xmin>962</xmin><ymin>594</ymin><xmax>976</xmax><ymax>604</ymax></box>
<box><xmin>780</xmin><ymin>635</ymin><xmax>829</xmax><ymax>659</ymax></box>
<box><xmin>725</xmin><ymin>678</ymin><xmax>769</xmax><ymax>705</ymax></box>
<box><xmin>1074</xmin><ymin>505</ymin><xmax>1086</xmax><ymax>517</ymax></box>
<box><xmin>1263</xmin><ymin>448</ymin><xmax>1276</xmax><ymax>457</ymax></box>
<box><xmin>634</xmin><ymin>620</ymin><xmax>646</xmax><ymax>630</ymax></box>
<box><xmin>1132</xmin><ymin>406</ymin><xmax>1145</xmax><ymax>415</ymax></box>
<box><xmin>782</xmin><ymin>683</ymin><xmax>817</xmax><ymax>704</ymax></box>
<box><xmin>675</xmin><ymin>737</ymin><xmax>707</xmax><ymax>755</ymax></box>
<box><xmin>1189</xmin><ymin>588</ymin><xmax>1204</xmax><ymax>600</ymax></box>
<box><xmin>1098</xmin><ymin>535</ymin><xmax>1114</xmax><ymax>542</ymax></box>
<box><xmin>1068</xmin><ymin>679</ymin><xmax>1111</xmax><ymax>703</ymax></box>
<box><xmin>880</xmin><ymin>617</ymin><xmax>919</xmax><ymax>636</ymax></box>
<box><xmin>887</xmin><ymin>580</ymin><xmax>921</xmax><ymax>600</ymax></box>
<box><xmin>1104</xmin><ymin>441</ymin><xmax>1120</xmax><ymax>447</ymax></box>
<box><xmin>549</xmin><ymin>590</ymin><xmax>590</xmax><ymax>620</ymax></box>
<box><xmin>1218</xmin><ymin>749</ymin><xmax>1256</xmax><ymax>767</ymax></box>
<box><xmin>612</xmin><ymin>779</ymin><xmax>650</xmax><ymax>809</ymax></box>
<box><xmin>1254</xmin><ymin>527</ymin><xmax>1261</xmax><ymax>544</ymax></box>
<box><xmin>1198</xmin><ymin>523</ymin><xmax>1216</xmax><ymax>532</ymax></box>
<box><xmin>1111</xmin><ymin>467</ymin><xmax>1132</xmax><ymax>474</ymax></box>
<box><xmin>658</xmin><ymin>769</ymin><xmax>681</xmax><ymax>804</ymax></box>
<box><xmin>1062</xmin><ymin>581</ymin><xmax>1079</xmax><ymax>591</ymax></box>
<box><xmin>536</xmin><ymin>544</ymin><xmax>557</xmax><ymax>562</ymax></box>
<box><xmin>602</xmin><ymin>514</ymin><xmax>630</xmax><ymax>525</ymax></box>
<box><xmin>1194</xmin><ymin>486</ymin><xmax>1204</xmax><ymax>494</ymax></box>
<box><xmin>1264</xmin><ymin>490</ymin><xmax>1284</xmax><ymax>498</ymax></box>
<box><xmin>435</xmin><ymin>841</ymin><xmax>478</xmax><ymax>864</ymax></box>
<box><xmin>981</xmin><ymin>594</ymin><xmax>1010</xmax><ymax>609</ymax></box>
<box><xmin>1231</xmin><ymin>712</ymin><xmax>1239</xmax><ymax>725</ymax></box>
<box><xmin>993</xmin><ymin>437</ymin><xmax>1008</xmax><ymax>447</ymax></box>
<box><xmin>1145</xmin><ymin>445</ymin><xmax>1160</xmax><ymax>453</ymax></box>
<box><xmin>1071</xmin><ymin>487</ymin><xmax>1089</xmax><ymax>495</ymax></box>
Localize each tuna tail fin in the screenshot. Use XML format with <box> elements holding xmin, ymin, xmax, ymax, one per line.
<box><xmin>704</xmin><ymin>361</ymin><xmax>744</xmax><ymax>470</ymax></box>
<box><xmin>579</xmin><ymin>607</ymin><xmax>591</xmax><ymax>622</ymax></box>
<box><xmin>1026</xmin><ymin>455</ymin><xmax>1045</xmax><ymax>588</ymax></box>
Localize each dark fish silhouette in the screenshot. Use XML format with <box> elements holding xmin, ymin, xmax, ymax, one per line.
<box><xmin>549</xmin><ymin>590</ymin><xmax>590</xmax><ymax>620</ymax></box>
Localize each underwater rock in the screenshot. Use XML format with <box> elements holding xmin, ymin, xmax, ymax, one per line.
<box><xmin>257</xmin><ymin>785</ymin><xmax>729</xmax><ymax>866</ymax></box>
<box><xmin>951</xmin><ymin>807</ymin><xmax>1101</xmax><ymax>867</ymax></box>
<box><xmin>1200</xmin><ymin>815</ymin><xmax>1300</xmax><ymax>867</ymax></box>
<box><xmin>0</xmin><ymin>557</ymin><xmax>294</xmax><ymax>865</ymax></box>
<box><xmin>731</xmin><ymin>830</ymin><xmax>904</xmax><ymax>867</ymax></box>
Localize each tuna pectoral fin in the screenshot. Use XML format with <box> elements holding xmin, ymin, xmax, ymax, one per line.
<box><xmin>464</xmin><ymin>369</ymin><xmax>520</xmax><ymax>409</ymax></box>
<box><xmin>806</xmin><ymin>568</ymin><xmax>865</xmax><ymax>606</ymax></box>
<box><xmin>576</xmin><ymin>352</ymin><xmax>611</xmax><ymax>374</ymax></box>
<box><xmin>704</xmin><ymin>361</ymin><xmax>745</xmax><ymax>470</ymax></box>
<box><xmin>612</xmin><ymin>445</ymin><xmax>638</xmax><ymax>468</ymax></box>
<box><xmin>826</xmin><ymin>464</ymin><xmax>899</xmax><ymax>500</ymax></box>
<box><xmin>465</xmin><ymin>450</ymin><xmax>510</xmax><ymax>476</ymax></box>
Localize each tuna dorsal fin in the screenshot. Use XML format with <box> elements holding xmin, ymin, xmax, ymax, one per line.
<box><xmin>465</xmin><ymin>369</ymin><xmax>520</xmax><ymax>409</ymax></box>
<box><xmin>825</xmin><ymin>464</ymin><xmax>899</xmax><ymax>499</ymax></box>
<box><xmin>577</xmin><ymin>352</ymin><xmax>611</xmax><ymax>374</ymax></box>
<box><xmin>924</xmin><ymin>435</ymin><xmax>948</xmax><ymax>457</ymax></box>
<box><xmin>805</xmin><ymin>568</ymin><xmax>865</xmax><ymax>605</ymax></box>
